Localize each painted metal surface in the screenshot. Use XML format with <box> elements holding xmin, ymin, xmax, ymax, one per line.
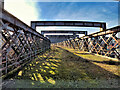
<box><xmin>31</xmin><ymin>21</ymin><xmax>106</xmax><ymax>30</ymax></box>
<box><xmin>0</xmin><ymin>9</ymin><xmax>51</xmax><ymax>77</ymax></box>
<box><xmin>54</xmin><ymin>25</ymin><xmax>120</xmax><ymax>59</ymax></box>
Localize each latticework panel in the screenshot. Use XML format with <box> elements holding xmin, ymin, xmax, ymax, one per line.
<box><xmin>55</xmin><ymin>26</ymin><xmax>120</xmax><ymax>59</ymax></box>
<box><xmin>0</xmin><ymin>17</ymin><xmax>50</xmax><ymax>76</ymax></box>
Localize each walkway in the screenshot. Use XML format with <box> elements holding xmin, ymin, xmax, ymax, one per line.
<box><xmin>2</xmin><ymin>46</ymin><xmax>120</xmax><ymax>88</ymax></box>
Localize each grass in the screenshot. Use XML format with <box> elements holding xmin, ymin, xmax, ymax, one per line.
<box><xmin>61</xmin><ymin>47</ymin><xmax>120</xmax><ymax>76</ymax></box>
<box><xmin>3</xmin><ymin>46</ymin><xmax>120</xmax><ymax>88</ymax></box>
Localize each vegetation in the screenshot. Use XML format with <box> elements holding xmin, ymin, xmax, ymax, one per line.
<box><xmin>62</xmin><ymin>47</ymin><xmax>120</xmax><ymax>76</ymax></box>
<box><xmin>4</xmin><ymin>46</ymin><xmax>119</xmax><ymax>88</ymax></box>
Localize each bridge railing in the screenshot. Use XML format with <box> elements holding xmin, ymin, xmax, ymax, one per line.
<box><xmin>0</xmin><ymin>9</ymin><xmax>51</xmax><ymax>77</ymax></box>
<box><xmin>54</xmin><ymin>26</ymin><xmax>120</xmax><ymax>59</ymax></box>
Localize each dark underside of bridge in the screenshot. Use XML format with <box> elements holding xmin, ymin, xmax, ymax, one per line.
<box><xmin>41</xmin><ymin>30</ymin><xmax>87</xmax><ymax>43</ymax></box>
<box><xmin>46</xmin><ymin>35</ymin><xmax>79</xmax><ymax>43</ymax></box>
<box><xmin>31</xmin><ymin>21</ymin><xmax>106</xmax><ymax>43</ymax></box>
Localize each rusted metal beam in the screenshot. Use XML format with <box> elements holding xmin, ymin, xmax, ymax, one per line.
<box><xmin>41</xmin><ymin>30</ymin><xmax>87</xmax><ymax>35</ymax></box>
<box><xmin>0</xmin><ymin>0</ymin><xmax>4</xmax><ymax>9</ymax></box>
<box><xmin>1</xmin><ymin>9</ymin><xmax>48</xmax><ymax>41</ymax></box>
<box><xmin>1</xmin><ymin>9</ymin><xmax>51</xmax><ymax>77</ymax></box>
<box><xmin>55</xmin><ymin>25</ymin><xmax>120</xmax><ymax>59</ymax></box>
<box><xmin>82</xmin><ymin>25</ymin><xmax>120</xmax><ymax>38</ymax></box>
<box><xmin>31</xmin><ymin>21</ymin><xmax>106</xmax><ymax>30</ymax></box>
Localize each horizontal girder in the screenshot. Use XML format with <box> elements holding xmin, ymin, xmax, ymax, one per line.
<box><xmin>41</xmin><ymin>30</ymin><xmax>87</xmax><ymax>35</ymax></box>
<box><xmin>31</xmin><ymin>21</ymin><xmax>106</xmax><ymax>30</ymax></box>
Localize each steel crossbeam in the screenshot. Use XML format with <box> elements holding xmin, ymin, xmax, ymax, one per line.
<box><xmin>31</xmin><ymin>21</ymin><xmax>106</xmax><ymax>30</ymax></box>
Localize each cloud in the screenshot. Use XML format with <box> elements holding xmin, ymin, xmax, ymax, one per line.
<box><xmin>52</xmin><ymin>3</ymin><xmax>118</xmax><ymax>28</ymax></box>
<box><xmin>4</xmin><ymin>0</ymin><xmax>40</xmax><ymax>26</ymax></box>
<box><xmin>39</xmin><ymin>2</ymin><xmax>116</xmax><ymax>34</ymax></box>
<box><xmin>35</xmin><ymin>2</ymin><xmax>118</xmax><ymax>34</ymax></box>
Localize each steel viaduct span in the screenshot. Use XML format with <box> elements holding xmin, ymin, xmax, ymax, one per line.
<box><xmin>1</xmin><ymin>1</ymin><xmax>120</xmax><ymax>84</ymax></box>
<box><xmin>31</xmin><ymin>21</ymin><xmax>106</xmax><ymax>43</ymax></box>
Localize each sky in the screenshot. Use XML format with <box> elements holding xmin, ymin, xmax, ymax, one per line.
<box><xmin>4</xmin><ymin>0</ymin><xmax>119</xmax><ymax>34</ymax></box>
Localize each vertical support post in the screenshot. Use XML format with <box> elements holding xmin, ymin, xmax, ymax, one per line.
<box><xmin>68</xmin><ymin>40</ymin><xmax>71</xmax><ymax>48</ymax></box>
<box><xmin>88</xmin><ymin>38</ymin><xmax>91</xmax><ymax>52</ymax></box>
<box><xmin>118</xmin><ymin>32</ymin><xmax>120</xmax><ymax>56</ymax></box>
<box><xmin>34</xmin><ymin>36</ymin><xmax>37</xmax><ymax>58</ymax></box>
<box><xmin>0</xmin><ymin>0</ymin><xmax>3</xmax><ymax>85</ymax></box>
<box><xmin>76</xmin><ymin>40</ymin><xmax>80</xmax><ymax>50</ymax></box>
<box><xmin>0</xmin><ymin>0</ymin><xmax>4</xmax><ymax>9</ymax></box>
<box><xmin>117</xmin><ymin>2</ymin><xmax>120</xmax><ymax>81</ymax></box>
<box><xmin>103</xmin><ymin>35</ymin><xmax>107</xmax><ymax>55</ymax></box>
<box><xmin>43</xmin><ymin>40</ymin><xmax>45</xmax><ymax>52</ymax></box>
<box><xmin>29</xmin><ymin>34</ymin><xmax>32</xmax><ymax>61</ymax></box>
<box><xmin>86</xmin><ymin>38</ymin><xmax>88</xmax><ymax>51</ymax></box>
<box><xmin>5</xmin><ymin>55</ymin><xmax>7</xmax><ymax>74</ymax></box>
<box><xmin>69</xmin><ymin>40</ymin><xmax>75</xmax><ymax>49</ymax></box>
<box><xmin>64</xmin><ymin>41</ymin><xmax>66</xmax><ymax>47</ymax></box>
<box><xmin>100</xmin><ymin>28</ymin><xmax>103</xmax><ymax>32</ymax></box>
<box><xmin>39</xmin><ymin>39</ymin><xmax>42</xmax><ymax>53</ymax></box>
<box><xmin>83</xmin><ymin>39</ymin><xmax>85</xmax><ymax>51</ymax></box>
<box><xmin>65</xmin><ymin>41</ymin><xmax>68</xmax><ymax>48</ymax></box>
<box><xmin>85</xmin><ymin>31</ymin><xmax>87</xmax><ymax>36</ymax></box>
<box><xmin>67</xmin><ymin>41</ymin><xmax>69</xmax><ymax>48</ymax></box>
<box><xmin>31</xmin><ymin>22</ymin><xmax>36</xmax><ymax>30</ymax></box>
<box><xmin>73</xmin><ymin>39</ymin><xmax>80</xmax><ymax>50</ymax></box>
<box><xmin>118</xmin><ymin>1</ymin><xmax>120</xmax><ymax>54</ymax></box>
<box><xmin>73</xmin><ymin>32</ymin><xmax>76</xmax><ymax>38</ymax></box>
<box><xmin>41</xmin><ymin>40</ymin><xmax>43</xmax><ymax>52</ymax></box>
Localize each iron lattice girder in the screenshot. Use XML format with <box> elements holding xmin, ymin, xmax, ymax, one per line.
<box><xmin>1</xmin><ymin>9</ymin><xmax>51</xmax><ymax>77</ymax></box>
<box><xmin>31</xmin><ymin>21</ymin><xmax>106</xmax><ymax>30</ymax></box>
<box><xmin>55</xmin><ymin>25</ymin><xmax>120</xmax><ymax>59</ymax></box>
<box><xmin>1</xmin><ymin>9</ymin><xmax>48</xmax><ymax>41</ymax></box>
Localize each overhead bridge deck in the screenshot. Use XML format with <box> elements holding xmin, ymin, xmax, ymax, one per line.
<box><xmin>31</xmin><ymin>21</ymin><xmax>106</xmax><ymax>30</ymax></box>
<box><xmin>41</xmin><ymin>30</ymin><xmax>87</xmax><ymax>35</ymax></box>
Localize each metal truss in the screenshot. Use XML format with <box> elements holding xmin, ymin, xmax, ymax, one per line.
<box><xmin>0</xmin><ymin>9</ymin><xmax>51</xmax><ymax>76</ymax></box>
<box><xmin>55</xmin><ymin>26</ymin><xmax>120</xmax><ymax>59</ymax></box>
